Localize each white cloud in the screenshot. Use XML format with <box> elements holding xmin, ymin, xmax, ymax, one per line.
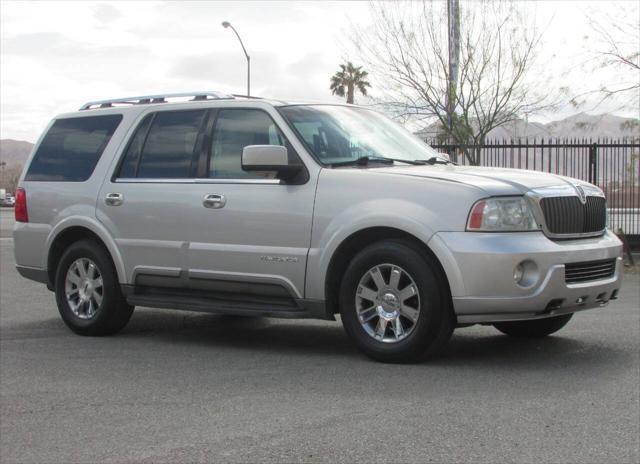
<box><xmin>1</xmin><ymin>0</ymin><xmax>368</xmax><ymax>141</ymax></box>
<box><xmin>92</xmin><ymin>3</ymin><xmax>122</xmax><ymax>25</ymax></box>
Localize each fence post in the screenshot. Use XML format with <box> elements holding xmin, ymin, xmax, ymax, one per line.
<box><xmin>589</xmin><ymin>143</ymin><xmax>598</xmax><ymax>184</ymax></box>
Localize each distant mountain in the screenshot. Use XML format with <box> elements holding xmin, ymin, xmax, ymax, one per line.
<box><xmin>415</xmin><ymin>113</ymin><xmax>640</xmax><ymax>141</ymax></box>
<box><xmin>544</xmin><ymin>113</ymin><xmax>639</xmax><ymax>140</ymax></box>
<box><xmin>0</xmin><ymin>139</ymin><xmax>34</xmax><ymax>166</ymax></box>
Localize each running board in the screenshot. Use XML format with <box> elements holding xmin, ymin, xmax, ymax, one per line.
<box><xmin>121</xmin><ymin>285</ymin><xmax>331</xmax><ymax>320</ymax></box>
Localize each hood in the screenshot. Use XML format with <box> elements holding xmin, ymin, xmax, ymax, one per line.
<box><xmin>366</xmin><ymin>164</ymin><xmax>592</xmax><ymax>196</ymax></box>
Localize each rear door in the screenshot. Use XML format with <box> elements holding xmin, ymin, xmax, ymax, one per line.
<box><xmin>96</xmin><ymin>108</ymin><xmax>210</xmax><ymax>285</ymax></box>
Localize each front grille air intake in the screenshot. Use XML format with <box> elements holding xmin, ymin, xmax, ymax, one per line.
<box><xmin>565</xmin><ymin>259</ymin><xmax>616</xmax><ymax>284</ymax></box>
<box><xmin>540</xmin><ymin>196</ymin><xmax>606</xmax><ymax>236</ymax></box>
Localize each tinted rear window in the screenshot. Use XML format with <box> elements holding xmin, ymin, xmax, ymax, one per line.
<box><xmin>116</xmin><ymin>114</ymin><xmax>153</xmax><ymax>178</ymax></box>
<box><xmin>135</xmin><ymin>110</ymin><xmax>206</xmax><ymax>178</ymax></box>
<box><xmin>25</xmin><ymin>115</ymin><xmax>122</xmax><ymax>181</ymax></box>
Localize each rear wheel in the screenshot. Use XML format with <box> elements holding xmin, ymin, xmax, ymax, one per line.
<box><xmin>55</xmin><ymin>240</ymin><xmax>134</xmax><ymax>336</ymax></box>
<box><xmin>493</xmin><ymin>314</ymin><xmax>573</xmax><ymax>338</ymax></box>
<box><xmin>339</xmin><ymin>240</ymin><xmax>454</xmax><ymax>363</ymax></box>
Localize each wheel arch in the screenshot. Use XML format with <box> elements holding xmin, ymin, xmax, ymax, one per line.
<box><xmin>46</xmin><ymin>218</ymin><xmax>125</xmax><ymax>287</ymax></box>
<box><xmin>324</xmin><ymin>227</ymin><xmax>453</xmax><ymax>316</ymax></box>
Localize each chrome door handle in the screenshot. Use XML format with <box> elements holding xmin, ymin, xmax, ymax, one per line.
<box><xmin>105</xmin><ymin>193</ymin><xmax>124</xmax><ymax>206</ymax></box>
<box><xmin>203</xmin><ymin>194</ymin><xmax>226</xmax><ymax>209</ymax></box>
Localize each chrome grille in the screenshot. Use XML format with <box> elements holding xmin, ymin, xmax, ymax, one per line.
<box><xmin>565</xmin><ymin>259</ymin><xmax>616</xmax><ymax>284</ymax></box>
<box><xmin>540</xmin><ymin>196</ymin><xmax>606</xmax><ymax>236</ymax></box>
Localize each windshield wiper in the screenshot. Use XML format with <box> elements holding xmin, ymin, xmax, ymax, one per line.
<box><xmin>418</xmin><ymin>156</ymin><xmax>454</xmax><ymax>165</ymax></box>
<box><xmin>330</xmin><ymin>156</ymin><xmax>426</xmax><ymax>167</ymax></box>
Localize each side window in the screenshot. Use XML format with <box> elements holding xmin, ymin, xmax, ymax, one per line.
<box><xmin>209</xmin><ymin>109</ymin><xmax>286</xmax><ymax>179</ymax></box>
<box><xmin>117</xmin><ymin>114</ymin><xmax>153</xmax><ymax>178</ymax></box>
<box><xmin>135</xmin><ymin>110</ymin><xmax>206</xmax><ymax>179</ymax></box>
<box><xmin>25</xmin><ymin>115</ymin><xmax>122</xmax><ymax>182</ymax></box>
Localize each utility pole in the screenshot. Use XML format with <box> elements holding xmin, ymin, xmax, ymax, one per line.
<box><xmin>447</xmin><ymin>0</ymin><xmax>460</xmax><ymax>134</ymax></box>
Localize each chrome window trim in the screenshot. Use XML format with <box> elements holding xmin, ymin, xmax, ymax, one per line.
<box><xmin>114</xmin><ymin>177</ymin><xmax>281</xmax><ymax>185</ymax></box>
<box><xmin>196</xmin><ymin>178</ymin><xmax>280</xmax><ymax>185</ymax></box>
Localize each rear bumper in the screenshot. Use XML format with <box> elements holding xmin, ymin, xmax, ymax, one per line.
<box><xmin>16</xmin><ymin>265</ymin><xmax>49</xmax><ymax>285</ymax></box>
<box><xmin>430</xmin><ymin>230</ymin><xmax>623</xmax><ymax>324</ymax></box>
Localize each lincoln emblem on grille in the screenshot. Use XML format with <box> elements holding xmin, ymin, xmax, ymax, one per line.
<box><xmin>574</xmin><ymin>185</ymin><xmax>587</xmax><ymax>204</ymax></box>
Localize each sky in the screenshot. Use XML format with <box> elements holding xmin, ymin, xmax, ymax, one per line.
<box><xmin>1</xmin><ymin>0</ymin><xmax>638</xmax><ymax>142</ymax></box>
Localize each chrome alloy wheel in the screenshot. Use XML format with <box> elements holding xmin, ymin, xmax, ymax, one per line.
<box><xmin>65</xmin><ymin>258</ymin><xmax>104</xmax><ymax>320</ymax></box>
<box><xmin>355</xmin><ymin>263</ymin><xmax>420</xmax><ymax>343</ymax></box>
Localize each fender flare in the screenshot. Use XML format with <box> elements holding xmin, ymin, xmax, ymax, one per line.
<box><xmin>305</xmin><ymin>199</ymin><xmax>443</xmax><ymax>300</ymax></box>
<box><xmin>46</xmin><ymin>216</ymin><xmax>126</xmax><ymax>284</ymax></box>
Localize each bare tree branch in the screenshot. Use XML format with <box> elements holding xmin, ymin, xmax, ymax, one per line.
<box><xmin>575</xmin><ymin>3</ymin><xmax>640</xmax><ymax>112</ymax></box>
<box><xmin>351</xmin><ymin>0</ymin><xmax>555</xmax><ymax>164</ymax></box>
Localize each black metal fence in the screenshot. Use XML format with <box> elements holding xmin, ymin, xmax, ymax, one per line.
<box><xmin>426</xmin><ymin>138</ymin><xmax>640</xmax><ymax>240</ymax></box>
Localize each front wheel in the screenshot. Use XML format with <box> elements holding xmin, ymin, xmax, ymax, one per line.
<box><xmin>493</xmin><ymin>314</ymin><xmax>573</xmax><ymax>338</ymax></box>
<box><xmin>339</xmin><ymin>240</ymin><xmax>454</xmax><ymax>363</ymax></box>
<box><xmin>55</xmin><ymin>240</ymin><xmax>134</xmax><ymax>336</ymax></box>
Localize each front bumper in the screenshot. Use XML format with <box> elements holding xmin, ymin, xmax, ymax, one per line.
<box><xmin>429</xmin><ymin>230</ymin><xmax>623</xmax><ymax>324</ymax></box>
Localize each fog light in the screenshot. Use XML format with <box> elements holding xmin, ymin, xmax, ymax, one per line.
<box><xmin>513</xmin><ymin>260</ymin><xmax>539</xmax><ymax>288</ymax></box>
<box><xmin>514</xmin><ymin>263</ymin><xmax>524</xmax><ymax>283</ymax></box>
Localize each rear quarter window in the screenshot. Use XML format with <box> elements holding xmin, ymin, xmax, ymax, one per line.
<box><xmin>25</xmin><ymin>115</ymin><xmax>122</xmax><ymax>181</ymax></box>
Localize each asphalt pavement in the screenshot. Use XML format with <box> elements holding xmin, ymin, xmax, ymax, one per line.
<box><xmin>1</xmin><ymin>209</ymin><xmax>639</xmax><ymax>463</ymax></box>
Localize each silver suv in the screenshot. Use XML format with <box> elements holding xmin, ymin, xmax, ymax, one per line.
<box><xmin>14</xmin><ymin>92</ymin><xmax>623</xmax><ymax>362</ymax></box>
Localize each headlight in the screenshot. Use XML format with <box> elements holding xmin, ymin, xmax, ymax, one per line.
<box><xmin>466</xmin><ymin>197</ymin><xmax>539</xmax><ymax>231</ymax></box>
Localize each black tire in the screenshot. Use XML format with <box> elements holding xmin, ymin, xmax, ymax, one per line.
<box><xmin>493</xmin><ymin>314</ymin><xmax>573</xmax><ymax>338</ymax></box>
<box><xmin>339</xmin><ymin>240</ymin><xmax>454</xmax><ymax>363</ymax></box>
<box><xmin>54</xmin><ymin>239</ymin><xmax>134</xmax><ymax>336</ymax></box>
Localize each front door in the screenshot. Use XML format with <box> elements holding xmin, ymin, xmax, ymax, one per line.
<box><xmin>185</xmin><ymin>108</ymin><xmax>315</xmax><ymax>299</ymax></box>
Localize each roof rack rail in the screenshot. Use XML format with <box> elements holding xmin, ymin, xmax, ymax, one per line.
<box><xmin>79</xmin><ymin>91</ymin><xmax>234</xmax><ymax>110</ymax></box>
<box><xmin>231</xmin><ymin>94</ymin><xmax>264</xmax><ymax>99</ymax></box>
<box><xmin>232</xmin><ymin>94</ymin><xmax>289</xmax><ymax>104</ymax></box>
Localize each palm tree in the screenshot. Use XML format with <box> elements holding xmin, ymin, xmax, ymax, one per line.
<box><xmin>330</xmin><ymin>62</ymin><xmax>371</xmax><ymax>104</ymax></box>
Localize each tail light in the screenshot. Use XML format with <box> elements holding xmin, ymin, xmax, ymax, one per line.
<box><xmin>15</xmin><ymin>188</ymin><xmax>28</xmax><ymax>222</ymax></box>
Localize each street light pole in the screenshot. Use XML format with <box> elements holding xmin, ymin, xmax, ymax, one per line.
<box><xmin>222</xmin><ymin>21</ymin><xmax>250</xmax><ymax>97</ymax></box>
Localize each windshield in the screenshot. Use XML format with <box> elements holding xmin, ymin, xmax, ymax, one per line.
<box><xmin>278</xmin><ymin>105</ymin><xmax>440</xmax><ymax>166</ymax></box>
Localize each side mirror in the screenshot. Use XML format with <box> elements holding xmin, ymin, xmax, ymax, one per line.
<box><xmin>241</xmin><ymin>145</ymin><xmax>302</xmax><ymax>180</ymax></box>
